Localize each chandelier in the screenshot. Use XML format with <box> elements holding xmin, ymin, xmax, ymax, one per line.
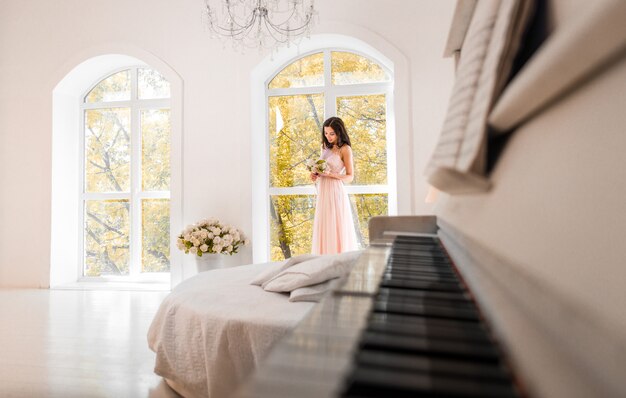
<box><xmin>203</xmin><ymin>0</ymin><xmax>317</xmax><ymax>51</ymax></box>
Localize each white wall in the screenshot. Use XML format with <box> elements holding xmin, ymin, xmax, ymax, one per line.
<box><xmin>0</xmin><ymin>0</ymin><xmax>455</xmax><ymax>287</ymax></box>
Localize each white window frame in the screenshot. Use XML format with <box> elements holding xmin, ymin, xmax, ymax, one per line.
<box><xmin>78</xmin><ymin>66</ymin><xmax>171</xmax><ymax>282</ymax></box>
<box><xmin>264</xmin><ymin>48</ymin><xmax>396</xmax><ymax>259</ymax></box>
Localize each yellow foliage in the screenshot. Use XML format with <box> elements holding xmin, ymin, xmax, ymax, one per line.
<box><xmin>142</xmin><ymin>109</ymin><xmax>171</xmax><ymax>191</ymax></box>
<box><xmin>85</xmin><ymin>70</ymin><xmax>131</xmax><ymax>103</ymax></box>
<box><xmin>142</xmin><ymin>199</ymin><xmax>170</xmax><ymax>272</ymax></box>
<box><xmin>83</xmin><ymin>69</ymin><xmax>171</xmax><ymax>276</ymax></box>
<box><xmin>331</xmin><ymin>51</ymin><xmax>390</xmax><ymax>85</ymax></box>
<box><xmin>85</xmin><ymin>200</ymin><xmax>130</xmax><ymax>276</ymax></box>
<box><xmin>269</xmin><ymin>52</ymin><xmax>324</xmax><ymax>89</ymax></box>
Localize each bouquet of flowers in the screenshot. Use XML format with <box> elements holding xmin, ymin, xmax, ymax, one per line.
<box><xmin>176</xmin><ymin>218</ymin><xmax>249</xmax><ymax>256</ymax></box>
<box><xmin>305</xmin><ymin>158</ymin><xmax>328</xmax><ymax>175</ymax></box>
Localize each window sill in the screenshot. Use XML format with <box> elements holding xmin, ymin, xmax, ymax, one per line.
<box><xmin>51</xmin><ymin>281</ymin><xmax>170</xmax><ymax>291</ymax></box>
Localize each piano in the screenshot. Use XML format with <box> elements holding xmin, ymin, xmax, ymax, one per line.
<box><xmin>236</xmin><ymin>216</ymin><xmax>524</xmax><ymax>398</ymax></box>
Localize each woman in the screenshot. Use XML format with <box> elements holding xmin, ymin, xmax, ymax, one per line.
<box><xmin>310</xmin><ymin>117</ymin><xmax>358</xmax><ymax>255</ymax></box>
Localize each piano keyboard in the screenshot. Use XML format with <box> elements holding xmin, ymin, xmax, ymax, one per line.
<box><xmin>237</xmin><ymin>235</ymin><xmax>521</xmax><ymax>398</ymax></box>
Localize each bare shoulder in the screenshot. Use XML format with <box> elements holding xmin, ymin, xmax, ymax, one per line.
<box><xmin>340</xmin><ymin>145</ymin><xmax>353</xmax><ymax>155</ymax></box>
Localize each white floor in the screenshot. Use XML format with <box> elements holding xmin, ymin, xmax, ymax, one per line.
<box><xmin>0</xmin><ymin>288</ymin><xmax>180</xmax><ymax>398</ymax></box>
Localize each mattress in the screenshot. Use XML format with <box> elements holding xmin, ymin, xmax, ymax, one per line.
<box><xmin>147</xmin><ymin>262</ymin><xmax>315</xmax><ymax>398</ymax></box>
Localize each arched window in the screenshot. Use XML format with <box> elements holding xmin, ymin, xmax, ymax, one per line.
<box><xmin>80</xmin><ymin>66</ymin><xmax>171</xmax><ymax>278</ymax></box>
<box><xmin>266</xmin><ymin>50</ymin><xmax>395</xmax><ymax>261</ymax></box>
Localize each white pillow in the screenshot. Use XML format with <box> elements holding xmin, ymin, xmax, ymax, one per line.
<box><xmin>263</xmin><ymin>250</ymin><xmax>363</xmax><ymax>293</ymax></box>
<box><xmin>289</xmin><ymin>278</ymin><xmax>340</xmax><ymax>302</ymax></box>
<box><xmin>249</xmin><ymin>254</ymin><xmax>319</xmax><ymax>286</ymax></box>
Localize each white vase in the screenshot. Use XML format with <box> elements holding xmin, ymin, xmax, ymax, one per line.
<box><xmin>194</xmin><ymin>253</ymin><xmax>225</xmax><ymax>273</ymax></box>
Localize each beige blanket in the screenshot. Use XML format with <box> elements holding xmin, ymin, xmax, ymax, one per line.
<box><xmin>147</xmin><ymin>262</ymin><xmax>315</xmax><ymax>398</ymax></box>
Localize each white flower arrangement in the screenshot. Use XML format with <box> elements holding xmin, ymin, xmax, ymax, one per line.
<box><xmin>176</xmin><ymin>218</ymin><xmax>249</xmax><ymax>256</ymax></box>
<box><xmin>305</xmin><ymin>158</ymin><xmax>328</xmax><ymax>175</ymax></box>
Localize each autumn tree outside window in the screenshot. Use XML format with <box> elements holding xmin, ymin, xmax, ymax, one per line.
<box><xmin>267</xmin><ymin>50</ymin><xmax>394</xmax><ymax>261</ymax></box>
<box><xmin>81</xmin><ymin>67</ymin><xmax>171</xmax><ymax>278</ymax></box>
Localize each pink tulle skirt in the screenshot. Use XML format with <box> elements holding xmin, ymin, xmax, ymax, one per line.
<box><xmin>311</xmin><ymin>177</ymin><xmax>358</xmax><ymax>255</ymax></box>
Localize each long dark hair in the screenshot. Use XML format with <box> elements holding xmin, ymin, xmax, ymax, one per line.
<box><xmin>321</xmin><ymin>117</ymin><xmax>351</xmax><ymax>149</ymax></box>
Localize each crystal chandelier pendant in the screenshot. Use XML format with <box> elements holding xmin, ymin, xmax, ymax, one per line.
<box><xmin>204</xmin><ymin>0</ymin><xmax>317</xmax><ymax>52</ymax></box>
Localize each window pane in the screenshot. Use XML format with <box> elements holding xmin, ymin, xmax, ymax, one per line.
<box><xmin>142</xmin><ymin>199</ymin><xmax>170</xmax><ymax>272</ymax></box>
<box><xmin>349</xmin><ymin>193</ymin><xmax>388</xmax><ymax>247</ymax></box>
<box><xmin>141</xmin><ymin>109</ymin><xmax>171</xmax><ymax>191</ymax></box>
<box><xmin>85</xmin><ymin>70</ymin><xmax>131</xmax><ymax>103</ymax></box>
<box><xmin>84</xmin><ymin>200</ymin><xmax>130</xmax><ymax>276</ymax></box>
<box><xmin>337</xmin><ymin>94</ymin><xmax>387</xmax><ymax>185</ymax></box>
<box><xmin>269</xmin><ymin>94</ymin><xmax>324</xmax><ymax>188</ymax></box>
<box><xmin>138</xmin><ymin>68</ymin><xmax>171</xmax><ymax>99</ymax></box>
<box><xmin>331</xmin><ymin>51</ymin><xmax>390</xmax><ymax>85</ymax></box>
<box><xmin>85</xmin><ymin>108</ymin><xmax>131</xmax><ymax>192</ymax></box>
<box><xmin>268</xmin><ymin>52</ymin><xmax>324</xmax><ymax>89</ymax></box>
<box><xmin>270</xmin><ymin>195</ymin><xmax>316</xmax><ymax>261</ymax></box>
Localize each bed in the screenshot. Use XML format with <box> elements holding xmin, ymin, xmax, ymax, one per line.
<box><xmin>147</xmin><ymin>262</ymin><xmax>316</xmax><ymax>398</ymax></box>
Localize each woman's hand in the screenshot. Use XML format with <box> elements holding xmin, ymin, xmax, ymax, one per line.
<box><xmin>315</xmin><ymin>172</ymin><xmax>341</xmax><ymax>180</ymax></box>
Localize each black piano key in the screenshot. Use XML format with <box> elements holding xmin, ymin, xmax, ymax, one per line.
<box><xmin>368</xmin><ymin>311</ymin><xmax>487</xmax><ymax>331</ymax></box>
<box><xmin>368</xmin><ymin>311</ymin><xmax>484</xmax><ymax>328</ymax></box>
<box><xmin>386</xmin><ymin>263</ymin><xmax>452</xmax><ymax>272</ymax></box>
<box><xmin>385</xmin><ymin>269</ymin><xmax>457</xmax><ymax>279</ymax></box>
<box><xmin>377</xmin><ymin>287</ymin><xmax>471</xmax><ymax>303</ymax></box>
<box><xmin>394</xmin><ymin>238</ymin><xmax>438</xmax><ymax>243</ymax></box>
<box><xmin>393</xmin><ymin>241</ymin><xmax>445</xmax><ymax>248</ymax></box>
<box><xmin>355</xmin><ymin>350</ymin><xmax>512</xmax><ymax>382</ymax></box>
<box><xmin>391</xmin><ymin>251</ymin><xmax>448</xmax><ymax>257</ymax></box>
<box><xmin>382</xmin><ymin>270</ymin><xmax>460</xmax><ymax>283</ymax></box>
<box><xmin>391</xmin><ymin>249</ymin><xmax>442</xmax><ymax>256</ymax></box>
<box><xmin>398</xmin><ymin>246</ymin><xmax>445</xmax><ymax>251</ymax></box>
<box><xmin>393</xmin><ymin>238</ymin><xmax>439</xmax><ymax>245</ymax></box>
<box><xmin>376</xmin><ymin>293</ymin><xmax>473</xmax><ymax>312</ymax></box>
<box><xmin>387</xmin><ymin>258</ymin><xmax>454</xmax><ymax>273</ymax></box>
<box><xmin>373</xmin><ymin>299</ymin><xmax>480</xmax><ymax>321</ymax></box>
<box><xmin>391</xmin><ymin>243</ymin><xmax>444</xmax><ymax>250</ymax></box>
<box><xmin>389</xmin><ymin>255</ymin><xmax>451</xmax><ymax>265</ymax></box>
<box><xmin>375</xmin><ymin>289</ymin><xmax>476</xmax><ymax>309</ymax></box>
<box><xmin>389</xmin><ymin>261</ymin><xmax>444</xmax><ymax>268</ymax></box>
<box><xmin>391</xmin><ymin>252</ymin><xmax>445</xmax><ymax>258</ymax></box>
<box><xmin>380</xmin><ymin>277</ymin><xmax>465</xmax><ymax>292</ymax></box>
<box><xmin>342</xmin><ymin>366</ymin><xmax>518</xmax><ymax>398</ymax></box>
<box><xmin>359</xmin><ymin>331</ymin><xmax>501</xmax><ymax>362</ymax></box>
<box><xmin>375</xmin><ymin>295</ymin><xmax>476</xmax><ymax>313</ymax></box>
<box><xmin>393</xmin><ymin>253</ymin><xmax>444</xmax><ymax>259</ymax></box>
<box><xmin>391</xmin><ymin>254</ymin><xmax>447</xmax><ymax>260</ymax></box>
<box><xmin>367</xmin><ymin>313</ymin><xmax>492</xmax><ymax>343</ymax></box>
<box><xmin>386</xmin><ymin>261</ymin><xmax>456</xmax><ymax>271</ymax></box>
<box><xmin>384</xmin><ymin>269</ymin><xmax>458</xmax><ymax>280</ymax></box>
<box><xmin>391</xmin><ymin>248</ymin><xmax>449</xmax><ymax>255</ymax></box>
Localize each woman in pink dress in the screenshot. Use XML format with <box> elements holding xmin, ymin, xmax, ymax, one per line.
<box><xmin>310</xmin><ymin>117</ymin><xmax>359</xmax><ymax>255</ymax></box>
